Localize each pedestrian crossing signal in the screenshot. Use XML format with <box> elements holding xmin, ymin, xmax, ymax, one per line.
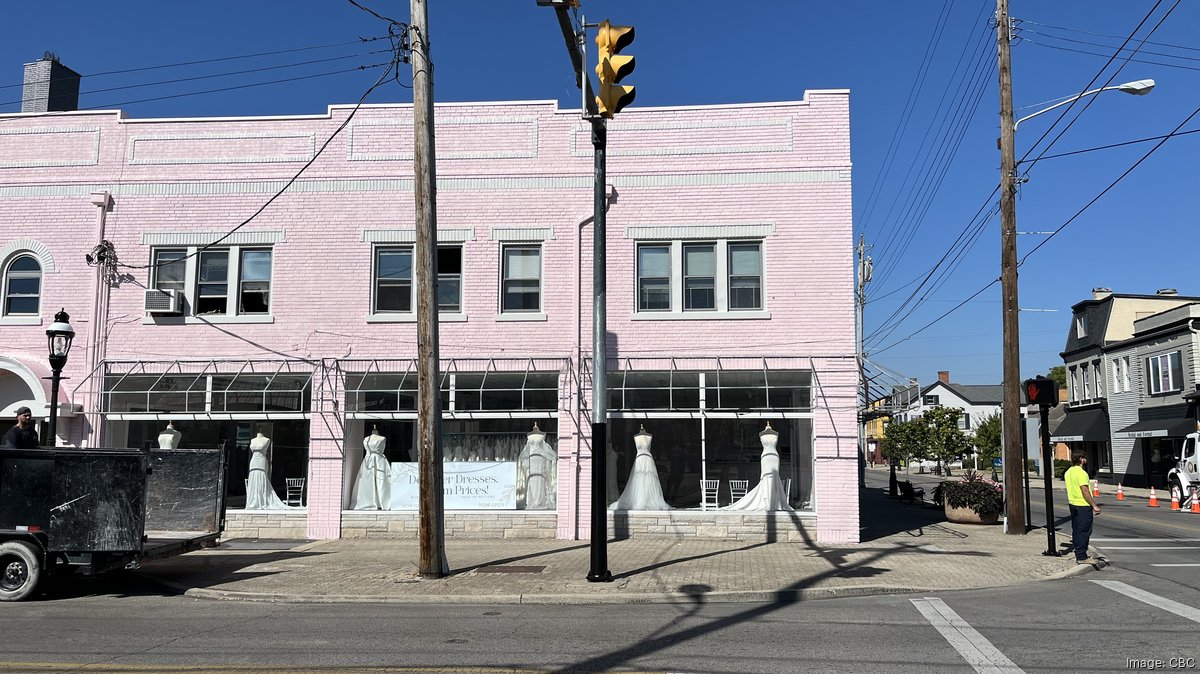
<box><xmin>1024</xmin><ymin>377</ymin><xmax>1058</xmax><ymax>406</ymax></box>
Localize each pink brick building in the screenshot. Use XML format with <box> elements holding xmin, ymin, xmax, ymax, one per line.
<box><xmin>0</xmin><ymin>90</ymin><xmax>858</xmax><ymax>543</ymax></box>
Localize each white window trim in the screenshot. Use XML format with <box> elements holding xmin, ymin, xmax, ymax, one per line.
<box><xmin>499</xmin><ymin>244</ymin><xmax>543</xmax><ymax>315</ymax></box>
<box><xmin>1076</xmin><ymin>315</ymin><xmax>1087</xmax><ymax>337</ymax></box>
<box><xmin>1122</xmin><ymin>356</ymin><xmax>1130</xmax><ymax>392</ymax></box>
<box><xmin>633</xmin><ymin>239</ymin><xmax>765</xmax><ymax>317</ymax></box>
<box><xmin>144</xmin><ymin>245</ymin><xmax>274</xmax><ymax>323</ymax></box>
<box><xmin>1</xmin><ymin>253</ymin><xmax>42</xmax><ymax>319</ymax></box>
<box><xmin>1146</xmin><ymin>351</ymin><xmax>1183</xmax><ymax>395</ymax></box>
<box><xmin>368</xmin><ymin>244</ymin><xmax>466</xmax><ymax>320</ymax></box>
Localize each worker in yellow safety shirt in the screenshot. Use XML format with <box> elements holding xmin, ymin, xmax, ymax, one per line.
<box><xmin>1064</xmin><ymin>450</ymin><xmax>1100</xmax><ymax>564</ymax></box>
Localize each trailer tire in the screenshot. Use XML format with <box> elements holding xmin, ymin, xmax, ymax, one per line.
<box><xmin>0</xmin><ymin>541</ymin><xmax>41</xmax><ymax>602</ymax></box>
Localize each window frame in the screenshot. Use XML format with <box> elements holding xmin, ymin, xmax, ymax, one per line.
<box><xmin>148</xmin><ymin>245</ymin><xmax>274</xmax><ymax>319</ymax></box>
<box><xmin>682</xmin><ymin>242</ymin><xmax>716</xmax><ymax>311</ymax></box>
<box><xmin>632</xmin><ymin>238</ymin><xmax>766</xmax><ymax>317</ymax></box>
<box><xmin>500</xmin><ymin>244</ymin><xmax>542</xmax><ymax>314</ymax></box>
<box><xmin>2</xmin><ymin>253</ymin><xmax>41</xmax><ymax>317</ymax></box>
<box><xmin>1145</xmin><ymin>351</ymin><xmax>1183</xmax><ymax>395</ymax></box>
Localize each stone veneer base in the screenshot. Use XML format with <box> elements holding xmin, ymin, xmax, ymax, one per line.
<box><xmin>223</xmin><ymin>509</ymin><xmax>817</xmax><ymax>542</ymax></box>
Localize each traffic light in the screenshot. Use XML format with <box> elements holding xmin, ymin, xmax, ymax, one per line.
<box><xmin>595</xmin><ymin>19</ymin><xmax>635</xmax><ymax>117</ymax></box>
<box><xmin>1024</xmin><ymin>377</ymin><xmax>1059</xmax><ymax>407</ymax></box>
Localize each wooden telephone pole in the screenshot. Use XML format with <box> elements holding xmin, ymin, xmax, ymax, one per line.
<box><xmin>411</xmin><ymin>0</ymin><xmax>448</xmax><ymax>576</ymax></box>
<box><xmin>996</xmin><ymin>0</ymin><xmax>1026</xmax><ymax>533</ymax></box>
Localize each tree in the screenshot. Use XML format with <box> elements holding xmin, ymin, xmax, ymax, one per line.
<box><xmin>1047</xmin><ymin>365</ymin><xmax>1067</xmax><ymax>390</ymax></box>
<box><xmin>922</xmin><ymin>406</ymin><xmax>973</xmax><ymax>475</ymax></box>
<box><xmin>973</xmin><ymin>412</ymin><xmax>1002</xmax><ymax>470</ymax></box>
<box><xmin>880</xmin><ymin>418</ymin><xmax>929</xmax><ymax>472</ymax></box>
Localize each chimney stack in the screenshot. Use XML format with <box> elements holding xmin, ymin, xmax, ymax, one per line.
<box><xmin>21</xmin><ymin>52</ymin><xmax>80</xmax><ymax>113</ymax></box>
<box><xmin>938</xmin><ymin>370</ymin><xmax>949</xmax><ymax>384</ymax></box>
<box><xmin>1091</xmin><ymin>287</ymin><xmax>1112</xmax><ymax>300</ymax></box>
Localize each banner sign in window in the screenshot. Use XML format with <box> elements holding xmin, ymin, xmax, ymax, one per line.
<box><xmin>389</xmin><ymin>461</ymin><xmax>517</xmax><ymax>509</ymax></box>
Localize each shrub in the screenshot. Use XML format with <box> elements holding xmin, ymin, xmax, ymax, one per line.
<box><xmin>1053</xmin><ymin>459</ymin><xmax>1072</xmax><ymax>480</ymax></box>
<box><xmin>936</xmin><ymin>470</ymin><xmax>1004</xmax><ymax>515</ymax></box>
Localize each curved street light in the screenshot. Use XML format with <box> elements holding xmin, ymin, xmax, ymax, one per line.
<box><xmin>1014</xmin><ymin>79</ymin><xmax>1155</xmax><ymax>132</ymax></box>
<box><xmin>45</xmin><ymin>308</ymin><xmax>74</xmax><ymax>448</ymax></box>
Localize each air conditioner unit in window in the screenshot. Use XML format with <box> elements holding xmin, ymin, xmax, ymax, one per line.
<box><xmin>144</xmin><ymin>288</ymin><xmax>182</xmax><ymax>314</ymax></box>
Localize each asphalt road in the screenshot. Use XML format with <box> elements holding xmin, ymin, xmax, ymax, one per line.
<box><xmin>1</xmin><ymin>565</ymin><xmax>1197</xmax><ymax>673</ymax></box>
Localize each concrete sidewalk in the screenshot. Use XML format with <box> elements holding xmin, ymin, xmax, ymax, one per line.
<box><xmin>131</xmin><ymin>487</ymin><xmax>1091</xmax><ymax>604</ymax></box>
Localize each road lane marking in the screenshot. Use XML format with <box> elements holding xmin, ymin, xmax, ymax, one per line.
<box><xmin>1092</xmin><ymin>538</ymin><xmax>1200</xmax><ymax>542</ymax></box>
<box><xmin>1151</xmin><ymin>563</ymin><xmax>1200</xmax><ymax>567</ymax></box>
<box><xmin>1092</xmin><ymin>546</ymin><xmax>1200</xmax><ymax>550</ymax></box>
<box><xmin>910</xmin><ymin>597</ymin><xmax>1025</xmax><ymax>674</ymax></box>
<box><xmin>1092</xmin><ymin>580</ymin><xmax>1200</xmax><ymax>624</ymax></box>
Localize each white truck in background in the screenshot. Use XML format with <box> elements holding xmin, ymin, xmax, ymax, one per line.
<box><xmin>1169</xmin><ymin>432</ymin><xmax>1200</xmax><ymax>507</ymax></box>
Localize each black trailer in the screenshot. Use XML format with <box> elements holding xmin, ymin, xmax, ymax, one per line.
<box><xmin>0</xmin><ymin>446</ymin><xmax>226</xmax><ymax>601</ymax></box>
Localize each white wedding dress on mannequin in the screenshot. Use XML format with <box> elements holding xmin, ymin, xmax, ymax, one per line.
<box><xmin>609</xmin><ymin>426</ymin><xmax>671</xmax><ymax>511</ymax></box>
<box><xmin>352</xmin><ymin>427</ymin><xmax>391</xmax><ymax>510</ymax></box>
<box><xmin>157</xmin><ymin>422</ymin><xmax>181</xmax><ymax>450</ymax></box>
<box><xmin>516</xmin><ymin>423</ymin><xmax>557</xmax><ymax>510</ymax></box>
<box><xmin>245</xmin><ymin>432</ymin><xmax>292</xmax><ymax>510</ymax></box>
<box><xmin>724</xmin><ymin>423</ymin><xmax>794</xmax><ymax>511</ymax></box>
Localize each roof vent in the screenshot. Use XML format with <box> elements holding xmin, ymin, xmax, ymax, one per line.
<box><xmin>1091</xmin><ymin>287</ymin><xmax>1112</xmax><ymax>300</ymax></box>
<box><xmin>1156</xmin><ymin>288</ymin><xmax>1178</xmax><ymax>296</ymax></box>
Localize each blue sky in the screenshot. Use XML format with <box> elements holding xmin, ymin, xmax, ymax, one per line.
<box><xmin>3</xmin><ymin>1</ymin><xmax>1196</xmax><ymax>388</ymax></box>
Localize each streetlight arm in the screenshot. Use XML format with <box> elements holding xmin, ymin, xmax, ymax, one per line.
<box><xmin>1014</xmin><ymin>79</ymin><xmax>1155</xmax><ymax>132</ymax></box>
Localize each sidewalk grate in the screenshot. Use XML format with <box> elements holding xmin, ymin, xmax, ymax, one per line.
<box><xmin>475</xmin><ymin>565</ymin><xmax>546</xmax><ymax>574</ymax></box>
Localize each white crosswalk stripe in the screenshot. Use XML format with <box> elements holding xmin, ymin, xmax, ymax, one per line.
<box><xmin>911</xmin><ymin>597</ymin><xmax>1025</xmax><ymax>674</ymax></box>
<box><xmin>1091</xmin><ymin>580</ymin><xmax>1200</xmax><ymax>624</ymax></box>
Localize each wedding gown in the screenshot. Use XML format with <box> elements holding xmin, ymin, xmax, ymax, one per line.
<box><xmin>609</xmin><ymin>429</ymin><xmax>671</xmax><ymax>511</ymax></box>
<box><xmin>516</xmin><ymin>431</ymin><xmax>557</xmax><ymax>510</ymax></box>
<box><xmin>352</xmin><ymin>433</ymin><xmax>391</xmax><ymax>510</ymax></box>
<box><xmin>245</xmin><ymin>435</ymin><xmax>292</xmax><ymax>510</ymax></box>
<box><xmin>724</xmin><ymin>427</ymin><xmax>794</xmax><ymax>511</ymax></box>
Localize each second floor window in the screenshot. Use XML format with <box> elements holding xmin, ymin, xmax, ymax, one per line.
<box><xmin>1146</xmin><ymin>351</ymin><xmax>1183</xmax><ymax>395</ymax></box>
<box><xmin>634</xmin><ymin>239</ymin><xmax>764</xmax><ymax>314</ymax></box>
<box><xmin>152</xmin><ymin>246</ymin><xmax>272</xmax><ymax>316</ymax></box>
<box><xmin>2</xmin><ymin>254</ymin><xmax>41</xmax><ymax>316</ymax></box>
<box><xmin>501</xmin><ymin>245</ymin><xmax>541</xmax><ymax>312</ymax></box>
<box><xmin>683</xmin><ymin>244</ymin><xmax>715</xmax><ymax>310</ymax></box>
<box><xmin>374</xmin><ymin>245</ymin><xmax>463</xmax><ymax>314</ymax></box>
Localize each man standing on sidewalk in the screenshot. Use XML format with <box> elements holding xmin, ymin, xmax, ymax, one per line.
<box><xmin>1065</xmin><ymin>451</ymin><xmax>1100</xmax><ymax>564</ymax></box>
<box><xmin>3</xmin><ymin>406</ymin><xmax>39</xmax><ymax>449</ymax></box>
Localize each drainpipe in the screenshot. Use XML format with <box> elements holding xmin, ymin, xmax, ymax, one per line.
<box><xmin>85</xmin><ymin>190</ymin><xmax>112</xmax><ymax>447</ymax></box>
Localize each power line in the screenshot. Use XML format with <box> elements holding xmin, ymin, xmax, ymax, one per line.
<box><xmin>1019</xmin><ymin>18</ymin><xmax>1200</xmax><ymax>54</ymax></box>
<box><xmin>0</xmin><ymin>36</ymin><xmax>388</xmax><ymax>91</ymax></box>
<box><xmin>1021</xmin><ymin>27</ymin><xmax>1200</xmax><ymax>65</ymax></box>
<box><xmin>1022</xmin><ymin>38</ymin><xmax>1200</xmax><ymax>73</ymax></box>
<box><xmin>0</xmin><ymin>49</ymin><xmax>393</xmax><ymax>110</ymax></box>
<box><xmin>1023</xmin><ymin>126</ymin><xmax>1200</xmax><ymax>162</ymax></box>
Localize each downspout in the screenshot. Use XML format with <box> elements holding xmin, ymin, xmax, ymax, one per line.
<box><xmin>85</xmin><ymin>191</ymin><xmax>112</xmax><ymax>447</ymax></box>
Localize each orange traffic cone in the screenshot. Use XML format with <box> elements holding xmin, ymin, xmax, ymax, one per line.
<box><xmin>1116</xmin><ymin>483</ymin><xmax>1126</xmax><ymax>500</ymax></box>
<box><xmin>1148</xmin><ymin>486</ymin><xmax>1160</xmax><ymax>507</ymax></box>
<box><xmin>1092</xmin><ymin>480</ymin><xmax>1101</xmax><ymax>497</ymax></box>
<box><xmin>1191</xmin><ymin>488</ymin><xmax>1200</xmax><ymax>514</ymax></box>
<box><xmin>1171</xmin><ymin>486</ymin><xmax>1182</xmax><ymax>511</ymax></box>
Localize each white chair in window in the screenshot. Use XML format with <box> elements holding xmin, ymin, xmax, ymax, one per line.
<box><xmin>701</xmin><ymin>479</ymin><xmax>720</xmax><ymax>510</ymax></box>
<box><xmin>285</xmin><ymin>478</ymin><xmax>306</xmax><ymax>507</ymax></box>
<box><xmin>728</xmin><ymin>479</ymin><xmax>749</xmax><ymax>503</ymax></box>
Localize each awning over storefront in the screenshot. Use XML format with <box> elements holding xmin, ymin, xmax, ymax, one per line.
<box><xmin>1050</xmin><ymin>408</ymin><xmax>1109</xmax><ymax>443</ymax></box>
<box><xmin>1113</xmin><ymin>417</ymin><xmax>1197</xmax><ymax>439</ymax></box>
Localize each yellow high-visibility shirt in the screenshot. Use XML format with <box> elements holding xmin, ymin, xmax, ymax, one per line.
<box><xmin>1064</xmin><ymin>465</ymin><xmax>1091</xmax><ymax>507</ymax></box>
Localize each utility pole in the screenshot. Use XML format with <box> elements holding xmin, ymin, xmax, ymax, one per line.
<box><xmin>856</xmin><ymin>236</ymin><xmax>872</xmax><ymax>488</ymax></box>
<box><xmin>996</xmin><ymin>0</ymin><xmax>1026</xmax><ymax>533</ymax></box>
<box><xmin>411</xmin><ymin>0</ymin><xmax>447</xmax><ymax>577</ymax></box>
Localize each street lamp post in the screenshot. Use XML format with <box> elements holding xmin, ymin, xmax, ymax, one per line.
<box><xmin>996</xmin><ymin>4</ymin><xmax>1155</xmax><ymax>534</ymax></box>
<box><xmin>45</xmin><ymin>308</ymin><xmax>74</xmax><ymax>448</ymax></box>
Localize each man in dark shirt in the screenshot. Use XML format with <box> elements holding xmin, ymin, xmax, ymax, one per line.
<box><xmin>3</xmin><ymin>406</ymin><xmax>39</xmax><ymax>449</ymax></box>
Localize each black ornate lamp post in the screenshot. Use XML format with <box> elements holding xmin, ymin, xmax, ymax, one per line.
<box><xmin>45</xmin><ymin>308</ymin><xmax>74</xmax><ymax>448</ymax></box>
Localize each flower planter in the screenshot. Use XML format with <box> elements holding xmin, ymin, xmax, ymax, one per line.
<box><xmin>944</xmin><ymin>502</ymin><xmax>999</xmax><ymax>525</ymax></box>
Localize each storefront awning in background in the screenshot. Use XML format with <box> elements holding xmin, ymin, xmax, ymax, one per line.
<box><xmin>1050</xmin><ymin>408</ymin><xmax>1109</xmax><ymax>442</ymax></box>
<box><xmin>1113</xmin><ymin>417</ymin><xmax>1197</xmax><ymax>439</ymax></box>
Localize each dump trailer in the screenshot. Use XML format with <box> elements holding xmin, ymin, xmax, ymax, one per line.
<box><xmin>0</xmin><ymin>446</ymin><xmax>226</xmax><ymax>601</ymax></box>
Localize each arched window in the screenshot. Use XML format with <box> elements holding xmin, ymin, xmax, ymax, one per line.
<box><xmin>3</xmin><ymin>254</ymin><xmax>41</xmax><ymax>316</ymax></box>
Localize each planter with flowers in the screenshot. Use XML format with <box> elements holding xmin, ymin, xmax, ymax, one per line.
<box><xmin>932</xmin><ymin>471</ymin><xmax>1004</xmax><ymax>525</ymax></box>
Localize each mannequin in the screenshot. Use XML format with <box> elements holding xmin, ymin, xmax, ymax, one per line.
<box><xmin>157</xmin><ymin>421</ymin><xmax>181</xmax><ymax>450</ymax></box>
<box><xmin>605</xmin><ymin>442</ymin><xmax>620</xmax><ymax>505</ymax></box>
<box><xmin>609</xmin><ymin>425</ymin><xmax>671</xmax><ymax>511</ymax></box>
<box><xmin>245</xmin><ymin>431</ymin><xmax>292</xmax><ymax>510</ymax></box>
<box><xmin>724</xmin><ymin>422</ymin><xmax>794</xmax><ymax>511</ymax></box>
<box><xmin>516</xmin><ymin>423</ymin><xmax>557</xmax><ymax>510</ymax></box>
<box><xmin>352</xmin><ymin>425</ymin><xmax>391</xmax><ymax>510</ymax></box>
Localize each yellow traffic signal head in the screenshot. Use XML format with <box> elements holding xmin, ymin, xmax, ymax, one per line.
<box><xmin>594</xmin><ymin>19</ymin><xmax>636</xmax><ymax>117</ymax></box>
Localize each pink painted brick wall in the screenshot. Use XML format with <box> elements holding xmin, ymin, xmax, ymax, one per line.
<box><xmin>0</xmin><ymin>91</ymin><xmax>857</xmax><ymax>542</ymax></box>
